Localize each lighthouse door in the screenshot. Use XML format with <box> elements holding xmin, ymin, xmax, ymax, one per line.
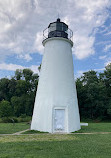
<box><xmin>54</xmin><ymin>109</ymin><xmax>65</xmax><ymax>132</ymax></box>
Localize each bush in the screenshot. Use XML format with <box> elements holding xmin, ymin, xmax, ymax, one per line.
<box><xmin>0</xmin><ymin>116</ymin><xmax>31</xmax><ymax>123</ymax></box>
<box><xmin>1</xmin><ymin>117</ymin><xmax>18</xmax><ymax>123</ymax></box>
<box><xmin>0</xmin><ymin>118</ymin><xmax>2</xmax><ymax>123</ymax></box>
<box><xmin>18</xmin><ymin>116</ymin><xmax>31</xmax><ymax>122</ymax></box>
<box><xmin>0</xmin><ymin>100</ymin><xmax>13</xmax><ymax>117</ymax></box>
<box><xmin>20</xmin><ymin>114</ymin><xmax>27</xmax><ymax>118</ymax></box>
<box><xmin>1</xmin><ymin>117</ymin><xmax>12</xmax><ymax>123</ymax></box>
<box><xmin>10</xmin><ymin>117</ymin><xmax>18</xmax><ymax>123</ymax></box>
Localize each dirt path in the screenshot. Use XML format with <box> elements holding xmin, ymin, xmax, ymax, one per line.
<box><xmin>0</xmin><ymin>131</ymin><xmax>111</xmax><ymax>136</ymax></box>
<box><xmin>0</xmin><ymin>129</ymin><xmax>30</xmax><ymax>136</ymax></box>
<box><xmin>12</xmin><ymin>129</ymin><xmax>30</xmax><ymax>135</ymax></box>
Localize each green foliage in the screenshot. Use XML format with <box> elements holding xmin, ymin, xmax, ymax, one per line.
<box><xmin>15</xmin><ymin>69</ymin><xmax>22</xmax><ymax>80</ymax></box>
<box><xmin>8</xmin><ymin>78</ymin><xmax>17</xmax><ymax>100</ymax></box>
<box><xmin>76</xmin><ymin>63</ymin><xmax>111</xmax><ymax>120</ymax></box>
<box><xmin>0</xmin><ymin>100</ymin><xmax>13</xmax><ymax>117</ymax></box>
<box><xmin>0</xmin><ymin>68</ymin><xmax>39</xmax><ymax>118</ymax></box>
<box><xmin>17</xmin><ymin>116</ymin><xmax>31</xmax><ymax>122</ymax></box>
<box><xmin>15</xmin><ymin>80</ymin><xmax>28</xmax><ymax>96</ymax></box>
<box><xmin>38</xmin><ymin>64</ymin><xmax>41</xmax><ymax>72</ymax></box>
<box><xmin>0</xmin><ymin>63</ymin><xmax>111</xmax><ymax>121</ymax></box>
<box><xmin>1</xmin><ymin>117</ymin><xmax>18</xmax><ymax>123</ymax></box>
<box><xmin>107</xmin><ymin>100</ymin><xmax>111</xmax><ymax>118</ymax></box>
<box><xmin>23</xmin><ymin>69</ymin><xmax>33</xmax><ymax>82</ymax></box>
<box><xmin>0</xmin><ymin>78</ymin><xmax>10</xmax><ymax>101</ymax></box>
<box><xmin>11</xmin><ymin>94</ymin><xmax>34</xmax><ymax>117</ymax></box>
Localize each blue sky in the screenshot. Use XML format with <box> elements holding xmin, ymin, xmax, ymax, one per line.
<box><xmin>0</xmin><ymin>0</ymin><xmax>111</xmax><ymax>79</ymax></box>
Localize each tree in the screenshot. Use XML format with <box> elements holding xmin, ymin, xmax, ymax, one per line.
<box><xmin>107</xmin><ymin>99</ymin><xmax>111</xmax><ymax>119</ymax></box>
<box><xmin>0</xmin><ymin>78</ymin><xmax>10</xmax><ymax>101</ymax></box>
<box><xmin>24</xmin><ymin>94</ymin><xmax>35</xmax><ymax>116</ymax></box>
<box><xmin>31</xmin><ymin>73</ymin><xmax>39</xmax><ymax>92</ymax></box>
<box><xmin>15</xmin><ymin>69</ymin><xmax>22</xmax><ymax>80</ymax></box>
<box><xmin>0</xmin><ymin>64</ymin><xmax>110</xmax><ymax>120</ymax></box>
<box><xmin>23</xmin><ymin>69</ymin><xmax>33</xmax><ymax>82</ymax></box>
<box><xmin>0</xmin><ymin>100</ymin><xmax>13</xmax><ymax>117</ymax></box>
<box><xmin>11</xmin><ymin>96</ymin><xmax>25</xmax><ymax>117</ymax></box>
<box><xmin>82</xmin><ymin>70</ymin><xmax>98</xmax><ymax>85</ymax></box>
<box><xmin>77</xmin><ymin>70</ymin><xmax>99</xmax><ymax>119</ymax></box>
<box><xmin>38</xmin><ymin>64</ymin><xmax>41</xmax><ymax>72</ymax></box>
<box><xmin>104</xmin><ymin>63</ymin><xmax>111</xmax><ymax>97</ymax></box>
<box><xmin>0</xmin><ymin>68</ymin><xmax>39</xmax><ymax>117</ymax></box>
<box><xmin>15</xmin><ymin>80</ymin><xmax>28</xmax><ymax>96</ymax></box>
<box><xmin>8</xmin><ymin>78</ymin><xmax>17</xmax><ymax>101</ymax></box>
<box><xmin>76</xmin><ymin>78</ymin><xmax>87</xmax><ymax>118</ymax></box>
<box><xmin>76</xmin><ymin>70</ymin><xmax>108</xmax><ymax>120</ymax></box>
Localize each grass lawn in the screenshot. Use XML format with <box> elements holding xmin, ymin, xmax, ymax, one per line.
<box><xmin>0</xmin><ymin>123</ymin><xmax>111</xmax><ymax>157</ymax></box>
<box><xmin>0</xmin><ymin>134</ymin><xmax>111</xmax><ymax>158</ymax></box>
<box><xmin>0</xmin><ymin>123</ymin><xmax>30</xmax><ymax>134</ymax></box>
<box><xmin>23</xmin><ymin>123</ymin><xmax>111</xmax><ymax>134</ymax></box>
<box><xmin>74</xmin><ymin>123</ymin><xmax>111</xmax><ymax>133</ymax></box>
<box><xmin>23</xmin><ymin>130</ymin><xmax>49</xmax><ymax>134</ymax></box>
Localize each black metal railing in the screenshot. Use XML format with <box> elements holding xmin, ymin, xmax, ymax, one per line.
<box><xmin>43</xmin><ymin>26</ymin><xmax>73</xmax><ymax>42</ymax></box>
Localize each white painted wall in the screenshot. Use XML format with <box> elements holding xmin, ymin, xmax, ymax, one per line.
<box><xmin>31</xmin><ymin>37</ymin><xmax>81</xmax><ymax>133</ymax></box>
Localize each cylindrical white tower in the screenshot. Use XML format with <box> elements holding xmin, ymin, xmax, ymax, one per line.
<box><xmin>31</xmin><ymin>18</ymin><xmax>81</xmax><ymax>133</ymax></box>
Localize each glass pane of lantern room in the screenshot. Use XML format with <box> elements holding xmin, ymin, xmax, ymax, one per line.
<box><xmin>49</xmin><ymin>23</ymin><xmax>56</xmax><ymax>32</ymax></box>
<box><xmin>54</xmin><ymin>109</ymin><xmax>65</xmax><ymax>131</ymax></box>
<box><xmin>56</xmin><ymin>23</ymin><xmax>62</xmax><ymax>31</ymax></box>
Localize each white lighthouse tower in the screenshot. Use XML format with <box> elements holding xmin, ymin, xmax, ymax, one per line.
<box><xmin>31</xmin><ymin>18</ymin><xmax>81</xmax><ymax>133</ymax></box>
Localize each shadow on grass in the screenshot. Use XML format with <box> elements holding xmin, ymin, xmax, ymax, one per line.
<box><xmin>22</xmin><ymin>130</ymin><xmax>49</xmax><ymax>134</ymax></box>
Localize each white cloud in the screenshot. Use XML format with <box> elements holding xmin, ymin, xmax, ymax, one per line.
<box><xmin>30</xmin><ymin>65</ymin><xmax>39</xmax><ymax>73</ymax></box>
<box><xmin>0</xmin><ymin>62</ymin><xmax>39</xmax><ymax>74</ymax></box>
<box><xmin>33</xmin><ymin>31</ymin><xmax>44</xmax><ymax>54</ymax></box>
<box><xmin>17</xmin><ymin>54</ymin><xmax>32</xmax><ymax>61</ymax></box>
<box><xmin>75</xmin><ymin>67</ymin><xmax>105</xmax><ymax>79</ymax></box>
<box><xmin>99</xmin><ymin>55</ymin><xmax>107</xmax><ymax>60</ymax></box>
<box><xmin>104</xmin><ymin>58</ymin><xmax>111</xmax><ymax>66</ymax></box>
<box><xmin>104</xmin><ymin>31</ymin><xmax>111</xmax><ymax>35</ymax></box>
<box><xmin>104</xmin><ymin>44</ymin><xmax>111</xmax><ymax>52</ymax></box>
<box><xmin>73</xmin><ymin>35</ymin><xmax>95</xmax><ymax>59</ymax></box>
<box><xmin>0</xmin><ymin>0</ymin><xmax>111</xmax><ymax>61</ymax></box>
<box><xmin>94</xmin><ymin>68</ymin><xmax>105</xmax><ymax>71</ymax></box>
<box><xmin>75</xmin><ymin>70</ymin><xmax>84</xmax><ymax>78</ymax></box>
<box><xmin>0</xmin><ymin>63</ymin><xmax>24</xmax><ymax>71</ymax></box>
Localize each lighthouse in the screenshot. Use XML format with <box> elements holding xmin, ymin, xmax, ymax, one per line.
<box><xmin>31</xmin><ymin>18</ymin><xmax>81</xmax><ymax>133</ymax></box>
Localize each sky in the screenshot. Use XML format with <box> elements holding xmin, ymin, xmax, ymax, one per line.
<box><xmin>0</xmin><ymin>0</ymin><xmax>111</xmax><ymax>79</ymax></box>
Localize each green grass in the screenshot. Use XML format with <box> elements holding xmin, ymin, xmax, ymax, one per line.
<box><xmin>23</xmin><ymin>123</ymin><xmax>111</xmax><ymax>134</ymax></box>
<box><xmin>0</xmin><ymin>123</ymin><xmax>111</xmax><ymax>157</ymax></box>
<box><xmin>73</xmin><ymin>123</ymin><xmax>111</xmax><ymax>133</ymax></box>
<box><xmin>23</xmin><ymin>130</ymin><xmax>49</xmax><ymax>134</ymax></box>
<box><xmin>0</xmin><ymin>123</ymin><xmax>30</xmax><ymax>134</ymax></box>
<box><xmin>0</xmin><ymin>123</ymin><xmax>111</xmax><ymax>135</ymax></box>
<box><xmin>0</xmin><ymin>134</ymin><xmax>111</xmax><ymax>158</ymax></box>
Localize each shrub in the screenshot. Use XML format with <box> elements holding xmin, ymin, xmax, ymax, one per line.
<box><xmin>0</xmin><ymin>100</ymin><xmax>13</xmax><ymax>117</ymax></box>
<box><xmin>1</xmin><ymin>117</ymin><xmax>18</xmax><ymax>123</ymax></box>
<box><xmin>18</xmin><ymin>116</ymin><xmax>31</xmax><ymax>122</ymax></box>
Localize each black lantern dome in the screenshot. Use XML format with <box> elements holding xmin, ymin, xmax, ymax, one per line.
<box><xmin>48</xmin><ymin>18</ymin><xmax>68</xmax><ymax>39</ymax></box>
<box><xmin>43</xmin><ymin>19</ymin><xmax>73</xmax><ymax>42</ymax></box>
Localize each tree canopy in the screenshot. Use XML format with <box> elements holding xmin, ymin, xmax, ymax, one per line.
<box><xmin>0</xmin><ymin>63</ymin><xmax>111</xmax><ymax>121</ymax></box>
<box><xmin>76</xmin><ymin>63</ymin><xmax>111</xmax><ymax>120</ymax></box>
<box><xmin>0</xmin><ymin>68</ymin><xmax>39</xmax><ymax>117</ymax></box>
